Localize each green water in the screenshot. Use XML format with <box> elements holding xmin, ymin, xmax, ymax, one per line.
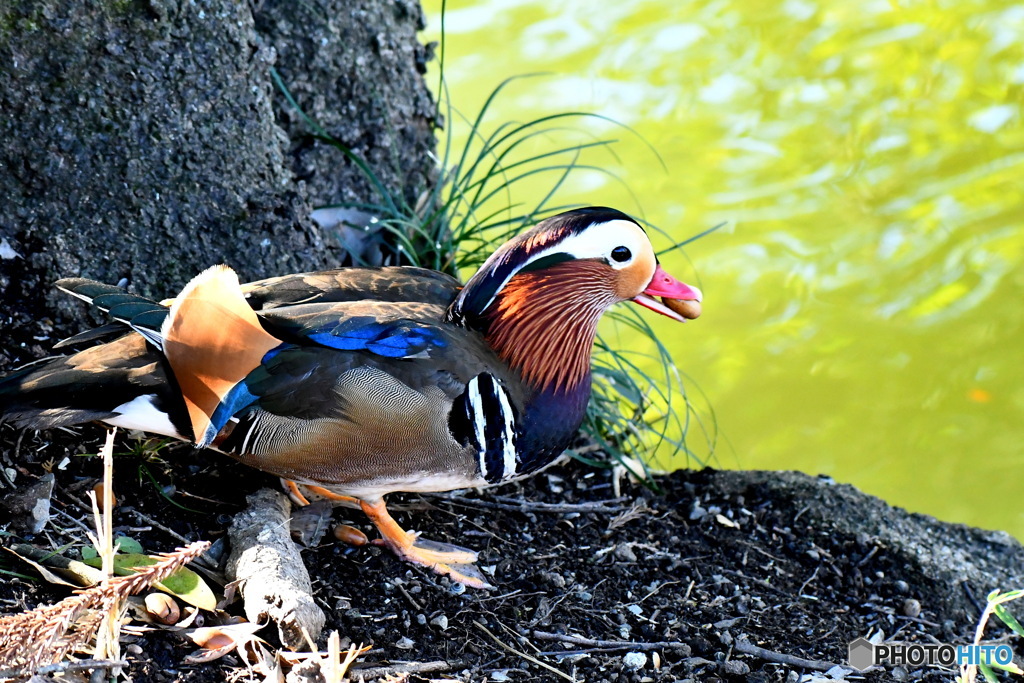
<box><xmin>421</xmin><ymin>0</ymin><xmax>1024</xmax><ymax>538</ymax></box>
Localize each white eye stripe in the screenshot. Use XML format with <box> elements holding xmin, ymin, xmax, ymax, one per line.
<box><xmin>520</xmin><ymin>219</ymin><xmax>648</xmax><ymax>268</ymax></box>
<box><xmin>476</xmin><ymin>219</ymin><xmax>651</xmax><ymax>313</ymax></box>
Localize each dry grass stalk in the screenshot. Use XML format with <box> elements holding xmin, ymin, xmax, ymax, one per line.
<box><xmin>0</xmin><ymin>532</ymin><xmax>209</xmax><ymax>676</ymax></box>
<box><xmin>0</xmin><ymin>540</ymin><xmax>209</xmax><ymax>674</ymax></box>
<box><xmin>89</xmin><ymin>429</ymin><xmax>121</xmax><ymax>671</ymax></box>
<box><xmin>295</xmin><ymin>629</ymin><xmax>365</xmax><ymax>683</ymax></box>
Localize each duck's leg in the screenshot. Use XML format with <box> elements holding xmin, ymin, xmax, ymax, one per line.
<box><xmin>281</xmin><ymin>479</ymin><xmax>492</xmax><ymax>589</ymax></box>
<box><xmin>282</xmin><ymin>478</ymin><xmax>312</xmax><ymax>506</ymax></box>
<box><xmin>358</xmin><ymin>498</ymin><xmax>493</xmax><ymax>590</ymax></box>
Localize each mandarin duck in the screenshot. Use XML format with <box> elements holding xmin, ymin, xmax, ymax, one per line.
<box><xmin>0</xmin><ymin>207</ymin><xmax>702</xmax><ymax>587</ymax></box>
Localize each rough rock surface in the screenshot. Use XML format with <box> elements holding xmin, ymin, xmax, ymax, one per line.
<box><xmin>0</xmin><ymin>0</ymin><xmax>437</xmax><ymax>366</ymax></box>
<box><xmin>254</xmin><ymin>0</ymin><xmax>439</xmax><ymax>211</ymax></box>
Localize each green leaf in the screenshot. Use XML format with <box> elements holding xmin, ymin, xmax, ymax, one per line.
<box><xmin>978</xmin><ymin>662</ymin><xmax>999</xmax><ymax>683</ymax></box>
<box><xmin>114</xmin><ymin>536</ymin><xmax>144</xmax><ymax>554</ymax></box>
<box><xmin>83</xmin><ymin>553</ymin><xmax>217</xmax><ymax>610</ymax></box>
<box><xmin>81</xmin><ymin>546</ymin><xmax>98</xmax><ymax>561</ymax></box>
<box><xmin>987</xmin><ymin>659</ymin><xmax>1024</xmax><ymax>675</ymax></box>
<box><xmin>996</xmin><ymin>589</ymin><xmax>1024</xmax><ymax>603</ymax></box>
<box><xmin>994</xmin><ymin>603</ymin><xmax>1024</xmax><ymax>638</ymax></box>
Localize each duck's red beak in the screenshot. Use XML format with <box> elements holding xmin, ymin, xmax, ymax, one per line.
<box><xmin>632</xmin><ymin>264</ymin><xmax>703</xmax><ymax>322</ymax></box>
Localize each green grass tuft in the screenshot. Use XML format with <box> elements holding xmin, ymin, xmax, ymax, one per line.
<box><xmin>271</xmin><ymin>67</ymin><xmax>718</xmax><ymax>475</ymax></box>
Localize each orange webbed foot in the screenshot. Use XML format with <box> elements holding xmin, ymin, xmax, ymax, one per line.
<box><xmin>281</xmin><ymin>481</ymin><xmax>492</xmax><ymax>589</ymax></box>
<box><xmin>359</xmin><ymin>498</ymin><xmax>493</xmax><ymax>590</ymax></box>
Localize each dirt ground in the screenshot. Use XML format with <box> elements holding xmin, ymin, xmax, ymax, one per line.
<box><xmin>3</xmin><ymin>422</ymin><xmax>1022</xmax><ymax>683</ymax></box>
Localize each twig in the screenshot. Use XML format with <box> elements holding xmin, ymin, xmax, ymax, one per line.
<box><xmin>35</xmin><ymin>658</ymin><xmax>129</xmax><ymax>674</ymax></box>
<box><xmin>719</xmin><ymin>568</ymin><xmax>791</xmax><ymax>596</ymax></box>
<box><xmin>961</xmin><ymin>580</ymin><xmax>984</xmax><ymax>618</ymax></box>
<box><xmin>443</xmin><ymin>495</ymin><xmax>628</xmax><ymax>514</ymax></box>
<box><xmin>493</xmin><ymin>494</ymin><xmax>628</xmax><ymax>508</ymax></box>
<box><xmin>91</xmin><ymin>429</ymin><xmax>120</xmax><ymax>670</ymax></box>
<box><xmin>733</xmin><ymin>638</ymin><xmax>836</xmax><ymax>671</ymax></box>
<box><xmin>798</xmin><ymin>565</ymin><xmax>820</xmax><ymax>596</ymax></box>
<box><xmin>531</xmin><ymin>631</ymin><xmax>690</xmax><ymax>652</ymax></box>
<box><xmin>896</xmin><ymin>614</ymin><xmax>942</xmax><ymax>628</ymax></box>
<box><xmin>474</xmin><ymin>621</ymin><xmax>575</xmax><ymax>682</ymax></box>
<box><xmin>856</xmin><ymin>545</ymin><xmax>879</xmax><ymax>568</ymax></box>
<box><xmin>395</xmin><ymin>581</ymin><xmax>423</xmax><ymax>612</ymax></box>
<box><xmin>49</xmin><ymin>506</ymin><xmax>96</xmax><ymax>536</ymax></box>
<box><xmin>124</xmin><ymin>507</ymin><xmax>191</xmax><ymax>545</ymax></box>
<box><xmin>12</xmin><ymin>429</ymin><xmax>26</xmax><ymax>467</ymax></box>
<box><xmin>348</xmin><ymin>660</ymin><xmax>452</xmax><ymax>678</ymax></box>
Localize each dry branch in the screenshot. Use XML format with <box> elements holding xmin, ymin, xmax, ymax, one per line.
<box><xmin>226</xmin><ymin>488</ymin><xmax>326</xmax><ymax>650</ymax></box>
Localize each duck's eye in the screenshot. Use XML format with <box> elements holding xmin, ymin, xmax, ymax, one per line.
<box><xmin>611</xmin><ymin>246</ymin><xmax>632</xmax><ymax>263</ymax></box>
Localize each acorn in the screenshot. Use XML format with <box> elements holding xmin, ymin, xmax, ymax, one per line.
<box><xmin>333</xmin><ymin>524</ymin><xmax>369</xmax><ymax>546</ymax></box>
<box><xmin>144</xmin><ymin>592</ymin><xmax>180</xmax><ymax>625</ymax></box>
<box><xmin>93</xmin><ymin>482</ymin><xmax>116</xmax><ymax>508</ymax></box>
<box><xmin>663</xmin><ymin>297</ymin><xmax>701</xmax><ymax>320</ymax></box>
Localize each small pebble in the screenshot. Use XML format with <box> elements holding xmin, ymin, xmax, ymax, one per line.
<box><xmin>615</xmin><ymin>544</ymin><xmax>638</xmax><ymax>562</ymax></box>
<box><xmin>721</xmin><ymin>660</ymin><xmax>750</xmax><ymax>676</ymax></box>
<box><xmin>622</xmin><ymin>652</ymin><xmax>647</xmax><ymax>670</ymax></box>
<box><xmin>542</xmin><ymin>571</ymin><xmax>566</xmax><ymax>588</ymax></box>
<box><xmin>894</xmin><ymin>580</ymin><xmax>910</xmax><ymax>594</ymax></box>
<box><xmin>718</xmin><ymin>630</ymin><xmax>733</xmax><ymax>646</ymax></box>
<box><xmin>902</xmin><ymin>598</ymin><xmax>921</xmax><ymax>618</ymax></box>
<box><xmin>416</xmin><ymin>614</ymin><xmax>426</xmax><ymax>625</ymax></box>
<box><xmin>430</xmin><ymin>614</ymin><xmax>449</xmax><ymax>630</ymax></box>
<box><xmin>395</xmin><ymin>636</ymin><xmax>414</xmax><ymax>650</ymax></box>
<box><xmin>892</xmin><ymin>665</ymin><xmax>909</xmax><ymax>681</ymax></box>
<box><xmin>490</xmin><ymin>671</ymin><xmax>510</xmax><ymax>681</ymax></box>
<box><xmin>126</xmin><ymin>644</ymin><xmax>143</xmax><ymax>655</ymax></box>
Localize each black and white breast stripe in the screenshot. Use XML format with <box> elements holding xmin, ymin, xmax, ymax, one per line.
<box><xmin>217</xmin><ymin>410</ymin><xmax>271</xmax><ymax>457</ymax></box>
<box><xmin>448</xmin><ymin>373</ymin><xmax>519</xmax><ymax>484</ymax></box>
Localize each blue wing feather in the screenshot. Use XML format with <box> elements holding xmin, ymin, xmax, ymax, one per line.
<box><xmin>302</xmin><ymin>316</ymin><xmax>448</xmax><ymax>358</ymax></box>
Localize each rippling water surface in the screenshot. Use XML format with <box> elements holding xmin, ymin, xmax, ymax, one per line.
<box><xmin>421</xmin><ymin>0</ymin><xmax>1024</xmax><ymax>537</ymax></box>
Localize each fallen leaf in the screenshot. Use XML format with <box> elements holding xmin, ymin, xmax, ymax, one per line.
<box><xmin>84</xmin><ymin>553</ymin><xmax>218</xmax><ymax>610</ymax></box>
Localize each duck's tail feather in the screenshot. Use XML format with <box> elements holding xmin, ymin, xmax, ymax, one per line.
<box><xmin>0</xmin><ymin>334</ymin><xmax>191</xmax><ymax>439</ymax></box>
<box><xmin>3</xmin><ymin>266</ymin><xmax>287</xmax><ymax>446</ymax></box>
<box><xmin>55</xmin><ymin>278</ymin><xmax>170</xmax><ymax>348</ymax></box>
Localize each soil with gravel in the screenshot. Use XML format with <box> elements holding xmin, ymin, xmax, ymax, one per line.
<box><xmin>3</xmin><ymin>420</ymin><xmax>1023</xmax><ymax>683</ymax></box>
